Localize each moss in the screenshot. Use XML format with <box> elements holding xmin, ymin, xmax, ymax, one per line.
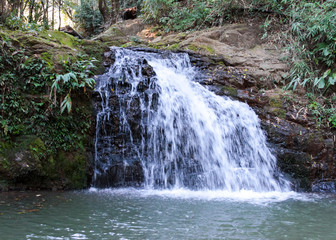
<box><xmin>42</xmin><ymin>155</ymin><xmax>57</xmax><ymax>180</ymax></box>
<box><xmin>0</xmin><ymin>141</ymin><xmax>13</xmax><ymax>153</ymax></box>
<box><xmin>187</xmin><ymin>44</ymin><xmax>199</xmax><ymax>52</ymax></box>
<box><xmin>269</xmin><ymin>97</ymin><xmax>283</xmax><ymax>108</ymax></box>
<box><xmin>0</xmin><ymin>156</ymin><xmax>10</xmax><ymax>171</ymax></box>
<box><xmin>105</xmin><ymin>26</ymin><xmax>125</xmax><ymax>37</ymax></box>
<box><xmin>177</xmin><ymin>32</ymin><xmax>187</xmax><ymax>39</ymax></box>
<box><xmin>166</xmin><ymin>43</ymin><xmax>180</xmax><ymax>50</ymax></box>
<box><xmin>267</xmin><ymin>97</ymin><xmax>286</xmax><ymax>118</ymax></box>
<box><xmin>148</xmin><ymin>42</ymin><xmax>165</xmax><ymax>50</ymax></box>
<box><xmin>0</xmin><ymin>30</ymin><xmax>23</xmax><ymax>49</ymax></box>
<box><xmin>222</xmin><ymin>86</ymin><xmax>238</xmax><ymax>97</ymax></box>
<box><xmin>39</xmin><ymin>30</ymin><xmax>79</xmax><ymax>49</ymax></box>
<box><xmin>200</xmin><ymin>45</ymin><xmax>215</xmax><ymax>55</ymax></box>
<box><xmin>29</xmin><ymin>137</ymin><xmax>46</xmax><ymax>155</ymax></box>
<box><xmin>277</xmin><ymin>109</ymin><xmax>286</xmax><ymax>118</ymax></box>
<box><xmin>56</xmin><ymin>150</ymin><xmax>88</xmax><ymax>189</ymax></box>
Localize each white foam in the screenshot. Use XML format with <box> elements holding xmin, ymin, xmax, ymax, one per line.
<box><xmin>87</xmin><ymin>187</ymin><xmax>310</xmax><ymax>204</ymax></box>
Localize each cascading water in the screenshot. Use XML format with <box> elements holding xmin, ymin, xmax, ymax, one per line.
<box><xmin>93</xmin><ymin>47</ymin><xmax>290</xmax><ymax>192</ymax></box>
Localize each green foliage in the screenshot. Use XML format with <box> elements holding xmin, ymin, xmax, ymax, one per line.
<box><xmin>261</xmin><ymin>0</ymin><xmax>336</xmax><ymax>94</ymax></box>
<box><xmin>50</xmin><ymin>55</ymin><xmax>96</xmax><ymax>114</ymax></box>
<box><xmin>142</xmin><ymin>0</ymin><xmax>215</xmax><ymax>32</ymax></box>
<box><xmin>120</xmin><ymin>0</ymin><xmax>143</xmax><ymax>9</ymax></box>
<box><xmin>142</xmin><ymin>0</ymin><xmax>259</xmax><ymax>32</ymax></box>
<box><xmin>307</xmin><ymin>93</ymin><xmax>336</xmax><ymax>128</ymax></box>
<box><xmin>0</xmin><ymin>35</ymin><xmax>95</xmax><ymax>153</ymax></box>
<box><xmin>4</xmin><ymin>13</ymin><xmax>43</xmax><ymax>31</ymax></box>
<box><xmin>74</xmin><ymin>0</ymin><xmax>103</xmax><ymax>35</ymax></box>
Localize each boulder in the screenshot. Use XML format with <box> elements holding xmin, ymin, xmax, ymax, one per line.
<box><xmin>60</xmin><ymin>25</ymin><xmax>84</xmax><ymax>39</ymax></box>
<box><xmin>121</xmin><ymin>6</ymin><xmax>137</xmax><ymax>20</ymax></box>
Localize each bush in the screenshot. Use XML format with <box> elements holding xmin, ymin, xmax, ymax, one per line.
<box><xmin>74</xmin><ymin>0</ymin><xmax>104</xmax><ymax>35</ymax></box>
<box><xmin>0</xmin><ymin>35</ymin><xmax>95</xmax><ymax>152</ymax></box>
<box><xmin>284</xmin><ymin>0</ymin><xmax>336</xmax><ymax>94</ymax></box>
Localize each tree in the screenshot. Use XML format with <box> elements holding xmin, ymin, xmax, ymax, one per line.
<box><xmin>98</xmin><ymin>0</ymin><xmax>119</xmax><ymax>27</ymax></box>
<box><xmin>74</xmin><ymin>0</ymin><xmax>103</xmax><ymax>35</ymax></box>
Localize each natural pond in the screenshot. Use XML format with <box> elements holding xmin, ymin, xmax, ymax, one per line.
<box><xmin>1</xmin><ymin>189</ymin><xmax>336</xmax><ymax>240</ymax></box>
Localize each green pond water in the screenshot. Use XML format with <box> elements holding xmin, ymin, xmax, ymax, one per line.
<box><xmin>1</xmin><ymin>189</ymin><xmax>336</xmax><ymax>240</ymax></box>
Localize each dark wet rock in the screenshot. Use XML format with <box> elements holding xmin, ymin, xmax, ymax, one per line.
<box><xmin>187</xmin><ymin>53</ymin><xmax>336</xmax><ymax>192</ymax></box>
<box><xmin>312</xmin><ymin>181</ymin><xmax>336</xmax><ymax>193</ymax></box>
<box><xmin>93</xmin><ymin>49</ymin><xmax>158</xmax><ymax>187</ymax></box>
<box><xmin>121</xmin><ymin>7</ymin><xmax>137</xmax><ymax>20</ymax></box>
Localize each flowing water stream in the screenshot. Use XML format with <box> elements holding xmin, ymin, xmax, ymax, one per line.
<box><xmin>1</xmin><ymin>48</ymin><xmax>335</xmax><ymax>239</ymax></box>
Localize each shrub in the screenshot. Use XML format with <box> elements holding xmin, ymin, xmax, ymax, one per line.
<box><xmin>74</xmin><ymin>0</ymin><xmax>104</xmax><ymax>35</ymax></box>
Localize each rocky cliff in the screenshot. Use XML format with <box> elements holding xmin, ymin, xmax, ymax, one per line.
<box><xmin>94</xmin><ymin>18</ymin><xmax>335</xmax><ymax>192</ymax></box>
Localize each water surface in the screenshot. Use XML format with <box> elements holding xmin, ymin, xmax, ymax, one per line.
<box><xmin>1</xmin><ymin>189</ymin><xmax>336</xmax><ymax>239</ymax></box>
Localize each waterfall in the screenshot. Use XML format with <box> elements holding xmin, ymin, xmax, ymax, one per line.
<box><xmin>93</xmin><ymin>47</ymin><xmax>290</xmax><ymax>192</ymax></box>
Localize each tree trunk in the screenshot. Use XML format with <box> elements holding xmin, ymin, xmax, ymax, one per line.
<box><xmin>0</xmin><ymin>0</ymin><xmax>5</xmax><ymax>17</ymax></box>
<box><xmin>19</xmin><ymin>0</ymin><xmax>25</xmax><ymax>17</ymax></box>
<box><xmin>52</xmin><ymin>0</ymin><xmax>54</xmax><ymax>29</ymax></box>
<box><xmin>28</xmin><ymin>0</ymin><xmax>35</xmax><ymax>22</ymax></box>
<box><xmin>58</xmin><ymin>0</ymin><xmax>61</xmax><ymax>30</ymax></box>
<box><xmin>98</xmin><ymin>0</ymin><xmax>110</xmax><ymax>24</ymax></box>
<box><xmin>112</xmin><ymin>0</ymin><xmax>119</xmax><ymax>23</ymax></box>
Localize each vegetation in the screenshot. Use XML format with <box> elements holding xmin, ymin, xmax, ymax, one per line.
<box><xmin>0</xmin><ymin>32</ymin><xmax>96</xmax><ymax>151</ymax></box>
<box><xmin>74</xmin><ymin>0</ymin><xmax>104</xmax><ymax>34</ymax></box>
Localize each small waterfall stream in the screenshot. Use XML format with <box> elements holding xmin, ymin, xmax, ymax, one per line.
<box><xmin>93</xmin><ymin>47</ymin><xmax>290</xmax><ymax>192</ymax></box>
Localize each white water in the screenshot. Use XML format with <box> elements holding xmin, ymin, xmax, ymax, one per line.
<box><xmin>94</xmin><ymin>48</ymin><xmax>290</xmax><ymax>192</ymax></box>
<box><xmin>88</xmin><ymin>187</ymin><xmax>305</xmax><ymax>204</ymax></box>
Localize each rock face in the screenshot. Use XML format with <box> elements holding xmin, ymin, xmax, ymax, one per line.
<box><xmin>93</xmin><ymin>45</ymin><xmax>335</xmax><ymax>192</ymax></box>
<box><xmin>93</xmin><ymin>19</ymin><xmax>145</xmax><ymax>46</ymax></box>
<box><xmin>121</xmin><ymin>7</ymin><xmax>137</xmax><ymax>20</ymax></box>
<box><xmin>92</xmin><ymin>48</ymin><xmax>159</xmax><ymax>187</ymax></box>
<box><xmin>185</xmin><ymin>54</ymin><xmax>336</xmax><ymax>192</ymax></box>
<box><xmin>149</xmin><ymin>20</ymin><xmax>288</xmax><ymax>87</ymax></box>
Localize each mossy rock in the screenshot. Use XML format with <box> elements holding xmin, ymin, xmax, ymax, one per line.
<box><xmin>39</xmin><ymin>30</ymin><xmax>80</xmax><ymax>49</ymax></box>
<box><xmin>269</xmin><ymin>97</ymin><xmax>283</xmax><ymax>108</ymax></box>
<box><xmin>56</xmin><ymin>150</ymin><xmax>88</xmax><ymax>189</ymax></box>
<box><xmin>2</xmin><ymin>30</ymin><xmax>97</xmax><ymax>72</ymax></box>
<box><xmin>0</xmin><ymin>136</ymin><xmax>46</xmax><ymax>179</ymax></box>
<box><xmin>265</xmin><ymin>97</ymin><xmax>286</xmax><ymax>118</ymax></box>
<box><xmin>222</xmin><ymin>86</ymin><xmax>238</xmax><ymax>97</ymax></box>
<box><xmin>166</xmin><ymin>43</ymin><xmax>180</xmax><ymax>50</ymax></box>
<box><xmin>104</xmin><ymin>26</ymin><xmax>125</xmax><ymax>37</ymax></box>
<box><xmin>187</xmin><ymin>44</ymin><xmax>199</xmax><ymax>52</ymax></box>
<box><xmin>148</xmin><ymin>42</ymin><xmax>165</xmax><ymax>50</ymax></box>
<box><xmin>200</xmin><ymin>45</ymin><xmax>215</xmax><ymax>55</ymax></box>
<box><xmin>184</xmin><ymin>44</ymin><xmax>216</xmax><ymax>55</ymax></box>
